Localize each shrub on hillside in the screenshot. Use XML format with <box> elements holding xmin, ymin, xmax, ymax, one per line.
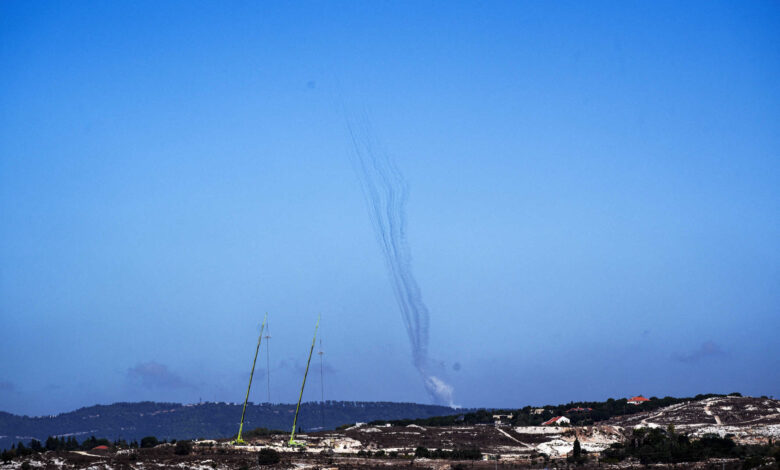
<box><xmin>257</xmin><ymin>448</ymin><xmax>280</xmax><ymax>465</ymax></box>
<box><xmin>1</xmin><ymin>449</ymin><xmax>14</xmax><ymax>464</ymax></box>
<box><xmin>414</xmin><ymin>447</ymin><xmax>430</xmax><ymax>458</ymax></box>
<box><xmin>414</xmin><ymin>447</ymin><xmax>481</xmax><ymax>461</ymax></box>
<box><xmin>140</xmin><ymin>436</ymin><xmax>159</xmax><ymax>448</ymax></box>
<box><xmin>174</xmin><ymin>440</ymin><xmax>192</xmax><ymax>455</ymax></box>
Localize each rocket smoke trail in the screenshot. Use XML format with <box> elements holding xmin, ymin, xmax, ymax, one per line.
<box><xmin>347</xmin><ymin>114</ymin><xmax>455</xmax><ymax>407</ymax></box>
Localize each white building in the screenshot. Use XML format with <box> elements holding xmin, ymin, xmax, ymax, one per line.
<box><xmin>542</xmin><ymin>416</ymin><xmax>571</xmax><ymax>426</ymax></box>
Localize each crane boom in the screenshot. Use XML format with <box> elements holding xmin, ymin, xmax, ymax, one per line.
<box><xmin>234</xmin><ymin>313</ymin><xmax>267</xmax><ymax>445</ymax></box>
<box><xmin>289</xmin><ymin>315</ymin><xmax>319</xmax><ymax>446</ymax></box>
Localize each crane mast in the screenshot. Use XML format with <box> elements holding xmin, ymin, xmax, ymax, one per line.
<box><xmin>234</xmin><ymin>313</ymin><xmax>267</xmax><ymax>445</ymax></box>
<box><xmin>288</xmin><ymin>315</ymin><xmax>319</xmax><ymax>447</ymax></box>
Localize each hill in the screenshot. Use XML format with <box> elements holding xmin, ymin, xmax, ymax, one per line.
<box><xmin>366</xmin><ymin>393</ymin><xmax>748</xmax><ymax>427</ymax></box>
<box><xmin>6</xmin><ymin>396</ymin><xmax>779</xmax><ymax>469</ymax></box>
<box><xmin>605</xmin><ymin>395</ymin><xmax>780</xmax><ymax>441</ymax></box>
<box><xmin>0</xmin><ymin>401</ymin><xmax>457</xmax><ymax>449</ymax></box>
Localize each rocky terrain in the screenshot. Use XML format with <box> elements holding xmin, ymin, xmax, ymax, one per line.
<box><xmin>2</xmin><ymin>396</ymin><xmax>778</xmax><ymax>469</ymax></box>
<box><xmin>606</xmin><ymin>395</ymin><xmax>780</xmax><ymax>445</ymax></box>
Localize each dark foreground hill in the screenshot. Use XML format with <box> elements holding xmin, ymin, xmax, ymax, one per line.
<box><xmin>0</xmin><ymin>400</ymin><xmax>456</xmax><ymax>449</ymax></box>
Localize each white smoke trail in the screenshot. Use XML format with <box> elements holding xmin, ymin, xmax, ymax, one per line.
<box><xmin>346</xmin><ymin>113</ymin><xmax>455</xmax><ymax>407</ymax></box>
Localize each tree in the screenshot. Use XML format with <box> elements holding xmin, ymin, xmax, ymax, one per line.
<box><xmin>573</xmin><ymin>438</ymin><xmax>581</xmax><ymax>459</ymax></box>
<box><xmin>257</xmin><ymin>448</ymin><xmax>280</xmax><ymax>465</ymax></box>
<box><xmin>1</xmin><ymin>449</ymin><xmax>15</xmax><ymax>463</ymax></box>
<box><xmin>16</xmin><ymin>442</ymin><xmax>31</xmax><ymax>457</ymax></box>
<box><xmin>29</xmin><ymin>440</ymin><xmax>43</xmax><ymax>453</ymax></box>
<box><xmin>81</xmin><ymin>436</ymin><xmax>96</xmax><ymax>450</ymax></box>
<box><xmin>174</xmin><ymin>441</ymin><xmax>192</xmax><ymax>456</ymax></box>
<box><xmin>140</xmin><ymin>436</ymin><xmax>159</xmax><ymax>448</ymax></box>
<box><xmin>414</xmin><ymin>447</ymin><xmax>430</xmax><ymax>458</ymax></box>
<box><xmin>567</xmin><ymin>438</ymin><xmax>586</xmax><ymax>465</ymax></box>
<box><xmin>451</xmin><ymin>448</ymin><xmax>482</xmax><ymax>460</ymax></box>
<box><xmin>81</xmin><ymin>436</ymin><xmax>110</xmax><ymax>450</ymax></box>
<box><xmin>45</xmin><ymin>436</ymin><xmax>59</xmax><ymax>452</ymax></box>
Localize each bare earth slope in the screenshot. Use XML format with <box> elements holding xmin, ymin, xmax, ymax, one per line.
<box><xmin>605</xmin><ymin>396</ymin><xmax>780</xmax><ymax>444</ymax></box>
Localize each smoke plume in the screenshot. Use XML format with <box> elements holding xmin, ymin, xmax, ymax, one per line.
<box><xmin>347</xmin><ymin>115</ymin><xmax>455</xmax><ymax>407</ymax></box>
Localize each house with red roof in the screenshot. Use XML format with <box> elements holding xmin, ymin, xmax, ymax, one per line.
<box><xmin>627</xmin><ymin>395</ymin><xmax>650</xmax><ymax>405</ymax></box>
<box><xmin>542</xmin><ymin>416</ymin><xmax>571</xmax><ymax>426</ymax></box>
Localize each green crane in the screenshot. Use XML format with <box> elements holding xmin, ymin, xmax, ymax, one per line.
<box><xmin>234</xmin><ymin>313</ymin><xmax>267</xmax><ymax>445</ymax></box>
<box><xmin>288</xmin><ymin>315</ymin><xmax>319</xmax><ymax>447</ymax></box>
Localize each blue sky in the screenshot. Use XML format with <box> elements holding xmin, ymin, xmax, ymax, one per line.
<box><xmin>1</xmin><ymin>1</ymin><xmax>778</xmax><ymax>416</ymax></box>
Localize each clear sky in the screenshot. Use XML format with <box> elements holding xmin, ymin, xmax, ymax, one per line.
<box><xmin>1</xmin><ymin>1</ymin><xmax>778</xmax><ymax>416</ymax></box>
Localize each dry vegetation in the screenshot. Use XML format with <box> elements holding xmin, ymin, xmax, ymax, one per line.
<box><xmin>3</xmin><ymin>396</ymin><xmax>778</xmax><ymax>469</ymax></box>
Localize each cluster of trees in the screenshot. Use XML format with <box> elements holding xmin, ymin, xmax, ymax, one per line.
<box><xmin>603</xmin><ymin>426</ymin><xmax>780</xmax><ymax>466</ymax></box>
<box><xmin>352</xmin><ymin>447</ymin><xmax>482</xmax><ymax>461</ymax></box>
<box><xmin>414</xmin><ymin>446</ymin><xmax>482</xmax><ymax>460</ymax></box>
<box><xmin>1</xmin><ymin>439</ymin><xmax>44</xmax><ymax>461</ymax></box>
<box><xmin>1</xmin><ymin>434</ymin><xmax>182</xmax><ymax>463</ymax></box>
<box><xmin>1</xmin><ymin>436</ymin><xmax>108</xmax><ymax>462</ymax></box>
<box><xmin>356</xmin><ymin>449</ymin><xmax>400</xmax><ymax>458</ymax></box>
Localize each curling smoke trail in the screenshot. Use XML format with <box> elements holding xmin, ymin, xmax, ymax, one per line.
<box><xmin>347</xmin><ymin>114</ymin><xmax>455</xmax><ymax>407</ymax></box>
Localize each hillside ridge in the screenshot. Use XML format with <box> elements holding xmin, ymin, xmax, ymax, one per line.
<box><xmin>0</xmin><ymin>400</ymin><xmax>458</xmax><ymax>449</ymax></box>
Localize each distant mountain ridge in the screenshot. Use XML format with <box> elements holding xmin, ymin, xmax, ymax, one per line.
<box><xmin>0</xmin><ymin>401</ymin><xmax>458</xmax><ymax>449</ymax></box>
